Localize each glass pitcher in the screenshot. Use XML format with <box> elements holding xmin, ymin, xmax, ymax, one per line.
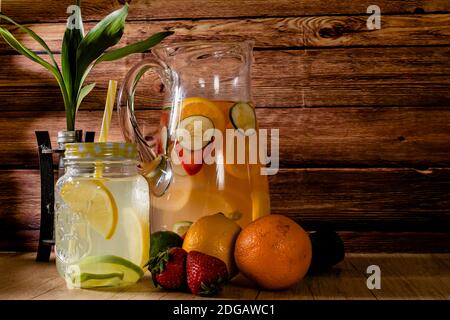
<box><xmin>117</xmin><ymin>41</ymin><xmax>270</xmax><ymax>232</ymax></box>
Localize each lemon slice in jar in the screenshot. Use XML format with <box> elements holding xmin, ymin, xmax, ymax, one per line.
<box><xmin>60</xmin><ymin>179</ymin><xmax>118</xmax><ymax>239</ymax></box>
<box><xmin>122</xmin><ymin>208</ymin><xmax>149</xmax><ymax>268</ymax></box>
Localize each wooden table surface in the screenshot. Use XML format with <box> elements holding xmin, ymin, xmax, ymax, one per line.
<box><xmin>1</xmin><ymin>252</ymin><xmax>449</xmax><ymax>300</ymax></box>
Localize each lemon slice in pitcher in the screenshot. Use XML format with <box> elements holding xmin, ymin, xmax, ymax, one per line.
<box><xmin>60</xmin><ymin>179</ymin><xmax>118</xmax><ymax>239</ymax></box>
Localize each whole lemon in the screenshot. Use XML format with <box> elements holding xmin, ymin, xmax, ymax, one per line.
<box><xmin>182</xmin><ymin>213</ymin><xmax>241</xmax><ymax>278</ymax></box>
<box><xmin>234</xmin><ymin>214</ymin><xmax>312</xmax><ymax>290</ymax></box>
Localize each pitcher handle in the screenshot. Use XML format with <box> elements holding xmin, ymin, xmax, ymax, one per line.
<box><xmin>117</xmin><ymin>56</ymin><xmax>174</xmax><ymax>163</ymax></box>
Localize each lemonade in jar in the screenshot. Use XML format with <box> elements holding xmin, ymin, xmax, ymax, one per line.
<box><xmin>55</xmin><ymin>143</ymin><xmax>149</xmax><ymax>288</ymax></box>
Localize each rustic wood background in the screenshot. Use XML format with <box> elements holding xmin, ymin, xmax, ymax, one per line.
<box><xmin>1</xmin><ymin>0</ymin><xmax>449</xmax><ymax>252</ymax></box>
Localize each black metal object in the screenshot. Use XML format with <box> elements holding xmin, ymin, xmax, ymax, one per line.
<box><xmin>35</xmin><ymin>130</ymin><xmax>95</xmax><ymax>262</ymax></box>
<box><xmin>84</xmin><ymin>131</ymin><xmax>96</xmax><ymax>143</ymax></box>
<box><xmin>35</xmin><ymin>131</ymin><xmax>55</xmax><ymax>262</ymax></box>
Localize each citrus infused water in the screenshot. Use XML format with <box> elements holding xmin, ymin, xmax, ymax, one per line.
<box><xmin>55</xmin><ymin>143</ymin><xmax>149</xmax><ymax>288</ymax></box>
<box><xmin>149</xmin><ymin>97</ymin><xmax>271</xmax><ymax>233</ymax></box>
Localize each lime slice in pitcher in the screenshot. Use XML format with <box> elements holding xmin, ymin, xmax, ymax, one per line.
<box><xmin>229</xmin><ymin>102</ymin><xmax>256</xmax><ymax>134</ymax></box>
<box><xmin>66</xmin><ymin>255</ymin><xmax>144</xmax><ymax>288</ymax></box>
<box><xmin>172</xmin><ymin>221</ymin><xmax>193</xmax><ymax>236</ymax></box>
<box><xmin>60</xmin><ymin>179</ymin><xmax>118</xmax><ymax>239</ymax></box>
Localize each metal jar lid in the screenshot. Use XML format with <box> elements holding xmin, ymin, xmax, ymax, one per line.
<box><xmin>57</xmin><ymin>131</ymin><xmax>78</xmax><ymax>144</ymax></box>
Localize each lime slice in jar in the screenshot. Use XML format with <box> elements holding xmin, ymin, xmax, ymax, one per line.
<box><xmin>70</xmin><ymin>272</ymin><xmax>124</xmax><ymax>288</ymax></box>
<box><xmin>65</xmin><ymin>255</ymin><xmax>144</xmax><ymax>288</ymax></box>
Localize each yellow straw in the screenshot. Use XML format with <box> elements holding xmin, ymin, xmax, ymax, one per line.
<box><xmin>99</xmin><ymin>80</ymin><xmax>118</xmax><ymax>143</ymax></box>
<box><xmin>95</xmin><ymin>80</ymin><xmax>118</xmax><ymax>178</ymax></box>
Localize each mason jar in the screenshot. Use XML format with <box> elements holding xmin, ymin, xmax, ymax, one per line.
<box><xmin>55</xmin><ymin>142</ymin><xmax>150</xmax><ymax>288</ymax></box>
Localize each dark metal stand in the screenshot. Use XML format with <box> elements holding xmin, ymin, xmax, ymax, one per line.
<box><xmin>35</xmin><ymin>130</ymin><xmax>95</xmax><ymax>262</ymax></box>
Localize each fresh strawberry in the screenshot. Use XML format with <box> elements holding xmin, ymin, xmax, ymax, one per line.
<box><xmin>186</xmin><ymin>251</ymin><xmax>228</xmax><ymax>296</ymax></box>
<box><xmin>149</xmin><ymin>247</ymin><xmax>187</xmax><ymax>290</ymax></box>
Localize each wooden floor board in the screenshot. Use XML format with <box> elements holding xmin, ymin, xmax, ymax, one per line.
<box><xmin>1</xmin><ymin>253</ymin><xmax>448</xmax><ymax>300</ymax></box>
<box><xmin>348</xmin><ymin>254</ymin><xmax>450</xmax><ymax>299</ymax></box>
<box><xmin>1</xmin><ymin>15</ymin><xmax>450</xmax><ymax>54</ymax></box>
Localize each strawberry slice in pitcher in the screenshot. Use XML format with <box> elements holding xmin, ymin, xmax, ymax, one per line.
<box><xmin>175</xmin><ymin>142</ymin><xmax>203</xmax><ymax>176</ymax></box>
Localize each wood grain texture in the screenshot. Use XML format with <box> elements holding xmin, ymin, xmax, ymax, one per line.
<box><xmin>339</xmin><ymin>232</ymin><xmax>450</xmax><ymax>253</ymax></box>
<box><xmin>1</xmin><ymin>108</ymin><xmax>449</xmax><ymax>168</ymax></box>
<box><xmin>2</xmin><ymin>15</ymin><xmax>450</xmax><ymax>53</ymax></box>
<box><xmin>271</xmin><ymin>168</ymin><xmax>450</xmax><ymax>231</ymax></box>
<box><xmin>1</xmin><ymin>48</ymin><xmax>450</xmax><ymax>110</ymax></box>
<box><xmin>257</xmin><ymin>258</ymin><xmax>373</xmax><ymax>299</ymax></box>
<box><xmin>257</xmin><ymin>253</ymin><xmax>450</xmax><ymax>300</ymax></box>
<box><xmin>2</xmin><ymin>0</ymin><xmax>450</xmax><ymax>23</ymax></box>
<box><xmin>1</xmin><ymin>168</ymin><xmax>449</xmax><ymax>252</ymax></box>
<box><xmin>4</xmin><ymin>229</ymin><xmax>450</xmax><ymax>253</ymax></box>
<box><xmin>1</xmin><ymin>253</ymin><xmax>449</xmax><ymax>299</ymax></box>
<box><xmin>347</xmin><ymin>254</ymin><xmax>450</xmax><ymax>299</ymax></box>
<box><xmin>1</xmin><ymin>0</ymin><xmax>450</xmax><ymax>254</ymax></box>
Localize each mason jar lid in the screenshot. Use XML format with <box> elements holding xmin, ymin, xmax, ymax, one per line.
<box><xmin>57</xmin><ymin>131</ymin><xmax>77</xmax><ymax>144</ymax></box>
<box><xmin>65</xmin><ymin>142</ymin><xmax>138</xmax><ymax>161</ymax></box>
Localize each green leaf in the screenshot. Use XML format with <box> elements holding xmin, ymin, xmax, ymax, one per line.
<box><xmin>0</xmin><ymin>14</ymin><xmax>59</xmax><ymax>70</ymax></box>
<box><xmin>0</xmin><ymin>28</ymin><xmax>51</xmax><ymax>69</ymax></box>
<box><xmin>62</xmin><ymin>6</ymin><xmax>84</xmax><ymax>102</ymax></box>
<box><xmin>0</xmin><ymin>27</ymin><xmax>71</xmax><ymax>129</ymax></box>
<box><xmin>75</xmin><ymin>4</ymin><xmax>128</xmax><ymax>89</ymax></box>
<box><xmin>95</xmin><ymin>31</ymin><xmax>173</xmax><ymax>64</ymax></box>
<box><xmin>76</xmin><ymin>83</ymin><xmax>96</xmax><ymax>113</ymax></box>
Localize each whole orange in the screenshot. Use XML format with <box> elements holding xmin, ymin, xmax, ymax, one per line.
<box><xmin>234</xmin><ymin>214</ymin><xmax>312</xmax><ymax>290</ymax></box>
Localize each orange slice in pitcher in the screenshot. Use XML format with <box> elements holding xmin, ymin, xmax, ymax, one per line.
<box><xmin>224</xmin><ymin>129</ymin><xmax>252</xmax><ymax>179</ymax></box>
<box><xmin>225</xmin><ymin>163</ymin><xmax>249</xmax><ymax>180</ymax></box>
<box><xmin>181</xmin><ymin>97</ymin><xmax>226</xmax><ymax>132</ymax></box>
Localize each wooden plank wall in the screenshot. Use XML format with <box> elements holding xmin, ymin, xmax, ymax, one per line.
<box><xmin>1</xmin><ymin>0</ymin><xmax>449</xmax><ymax>252</ymax></box>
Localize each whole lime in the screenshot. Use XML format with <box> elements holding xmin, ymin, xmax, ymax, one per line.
<box><xmin>150</xmin><ymin>231</ymin><xmax>183</xmax><ymax>258</ymax></box>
